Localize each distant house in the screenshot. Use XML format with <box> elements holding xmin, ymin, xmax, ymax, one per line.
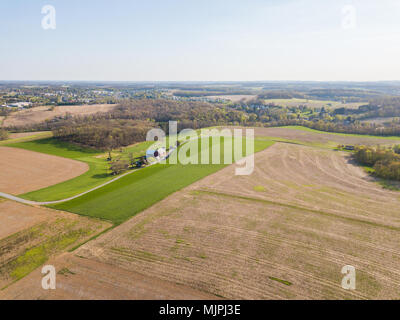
<box><xmin>146</xmin><ymin>149</ymin><xmax>157</xmax><ymax>159</ymax></box>
<box><xmin>146</xmin><ymin>147</ymin><xmax>167</xmax><ymax>162</ymax></box>
<box><xmin>7</xmin><ymin>102</ymin><xmax>32</xmax><ymax>109</ymax></box>
<box><xmin>157</xmin><ymin>147</ymin><xmax>167</xmax><ymax>158</ymax></box>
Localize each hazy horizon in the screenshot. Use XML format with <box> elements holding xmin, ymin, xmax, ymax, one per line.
<box><xmin>1</xmin><ymin>0</ymin><xmax>400</xmax><ymax>82</ymax></box>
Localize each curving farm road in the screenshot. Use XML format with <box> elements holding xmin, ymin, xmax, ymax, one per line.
<box><xmin>0</xmin><ymin>164</ymin><xmax>142</xmax><ymax>206</ymax></box>
<box><xmin>0</xmin><ymin>145</ymin><xmax>180</xmax><ymax>206</ymax></box>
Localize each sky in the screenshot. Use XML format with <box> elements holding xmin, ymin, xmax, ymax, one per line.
<box><xmin>1</xmin><ymin>0</ymin><xmax>400</xmax><ymax>81</ymax></box>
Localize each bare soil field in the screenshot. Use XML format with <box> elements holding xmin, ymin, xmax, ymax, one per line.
<box><xmin>32</xmin><ymin>143</ymin><xmax>400</xmax><ymax>300</ymax></box>
<box><xmin>0</xmin><ymin>201</ymin><xmax>110</xmax><ymax>290</ymax></box>
<box><xmin>206</xmin><ymin>95</ymin><xmax>256</xmax><ymax>102</ymax></box>
<box><xmin>2</xmin><ymin>104</ymin><xmax>116</xmax><ymax>128</ymax></box>
<box><xmin>0</xmin><ymin>200</ymin><xmax>52</xmax><ymax>239</ymax></box>
<box><xmin>0</xmin><ymin>147</ymin><xmax>88</xmax><ymax>195</ymax></box>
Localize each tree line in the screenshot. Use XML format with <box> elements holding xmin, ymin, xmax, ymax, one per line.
<box><xmin>0</xmin><ymin>128</ymin><xmax>8</xmax><ymax>141</ymax></box>
<box><xmin>5</xmin><ymin>98</ymin><xmax>400</xmax><ymax>144</ymax></box>
<box><xmin>353</xmin><ymin>145</ymin><xmax>400</xmax><ymax>181</ymax></box>
<box><xmin>52</xmin><ymin>119</ymin><xmax>154</xmax><ymax>150</ymax></box>
<box><xmin>49</xmin><ymin>99</ymin><xmax>248</xmax><ymax>150</ymax></box>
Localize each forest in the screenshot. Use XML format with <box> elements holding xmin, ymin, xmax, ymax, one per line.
<box><xmin>49</xmin><ymin>99</ymin><xmax>248</xmax><ymax>149</ymax></box>
<box><xmin>4</xmin><ymin>96</ymin><xmax>400</xmax><ymax>142</ymax></box>
<box><xmin>52</xmin><ymin>119</ymin><xmax>154</xmax><ymax>150</ymax></box>
<box><xmin>354</xmin><ymin>145</ymin><xmax>400</xmax><ymax>181</ymax></box>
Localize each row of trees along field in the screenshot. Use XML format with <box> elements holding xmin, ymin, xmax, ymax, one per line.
<box><xmin>354</xmin><ymin>145</ymin><xmax>400</xmax><ymax>181</ymax></box>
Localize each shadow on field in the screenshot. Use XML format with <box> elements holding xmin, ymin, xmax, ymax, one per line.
<box><xmin>92</xmin><ymin>173</ymin><xmax>110</xmax><ymax>179</ymax></box>
<box><xmin>33</xmin><ymin>138</ymin><xmax>100</xmax><ymax>154</ymax></box>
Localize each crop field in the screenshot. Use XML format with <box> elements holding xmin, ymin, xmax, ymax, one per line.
<box><xmin>0</xmin><ymin>252</ymin><xmax>217</xmax><ymax>300</ymax></box>
<box><xmin>2</xmin><ymin>104</ymin><xmax>117</xmax><ymax>128</ymax></box>
<box><xmin>204</xmin><ymin>94</ymin><xmax>256</xmax><ymax>102</ymax></box>
<box><xmin>0</xmin><ymin>200</ymin><xmax>110</xmax><ymax>290</ymax></box>
<box><xmin>0</xmin><ymin>131</ymin><xmax>53</xmax><ymax>146</ymax></box>
<box><xmin>51</xmin><ymin>137</ymin><xmax>274</xmax><ymax>224</ymax></box>
<box><xmin>0</xmin><ymin>146</ymin><xmax>88</xmax><ymax>195</ymax></box>
<box><xmin>5</xmin><ymin>139</ymin><xmax>157</xmax><ymax>202</ymax></box>
<box><xmin>278</xmin><ymin>126</ymin><xmax>400</xmax><ymax>141</ymax></box>
<box><xmin>236</xmin><ymin>126</ymin><xmax>400</xmax><ymax>147</ymax></box>
<box><xmin>47</xmin><ymin>142</ymin><xmax>400</xmax><ymax>300</ymax></box>
<box><xmin>2</xmin><ymin>126</ymin><xmax>400</xmax><ymax>299</ymax></box>
<box><xmin>263</xmin><ymin>98</ymin><xmax>365</xmax><ymax>109</ymax></box>
<box><xmin>8</xmin><ymin>132</ymin><xmax>45</xmax><ymax>139</ymax></box>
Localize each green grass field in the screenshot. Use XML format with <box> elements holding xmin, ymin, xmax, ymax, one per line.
<box><xmin>5</xmin><ymin>138</ymin><xmax>151</xmax><ymax>201</ymax></box>
<box><xmin>51</xmin><ymin>137</ymin><xmax>274</xmax><ymax>224</ymax></box>
<box><xmin>0</xmin><ymin>131</ymin><xmax>53</xmax><ymax>146</ymax></box>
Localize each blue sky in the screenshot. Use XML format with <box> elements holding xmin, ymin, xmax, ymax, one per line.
<box><xmin>1</xmin><ymin>0</ymin><xmax>400</xmax><ymax>81</ymax></box>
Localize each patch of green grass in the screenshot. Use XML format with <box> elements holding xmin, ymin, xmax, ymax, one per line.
<box><xmin>10</xmin><ymin>246</ymin><xmax>48</xmax><ymax>281</ymax></box>
<box><xmin>5</xmin><ymin>138</ymin><xmax>99</xmax><ymax>158</ymax></box>
<box><xmin>378</xmin><ymin>180</ymin><xmax>400</xmax><ymax>191</ymax></box>
<box><xmin>359</xmin><ymin>164</ymin><xmax>400</xmax><ymax>191</ymax></box>
<box><xmin>5</xmin><ymin>138</ymin><xmax>151</xmax><ymax>201</ymax></box>
<box><xmin>269</xmin><ymin>276</ymin><xmax>292</xmax><ymax>286</ymax></box>
<box><xmin>50</xmin><ymin>138</ymin><xmax>274</xmax><ymax>224</ymax></box>
<box><xmin>8</xmin><ymin>228</ymin><xmax>93</xmax><ymax>282</ymax></box>
<box><xmin>0</xmin><ymin>131</ymin><xmax>53</xmax><ymax>146</ymax></box>
<box><xmin>58</xmin><ymin>267</ymin><xmax>76</xmax><ymax>276</ymax></box>
<box><xmin>175</xmin><ymin>238</ymin><xmax>189</xmax><ymax>245</ymax></box>
<box><xmin>121</xmin><ymin>141</ymin><xmax>154</xmax><ymax>159</ymax></box>
<box><xmin>253</xmin><ymin>185</ymin><xmax>266</xmax><ymax>192</ymax></box>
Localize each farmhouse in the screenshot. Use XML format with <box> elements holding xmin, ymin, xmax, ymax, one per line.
<box><xmin>146</xmin><ymin>147</ymin><xmax>167</xmax><ymax>161</ymax></box>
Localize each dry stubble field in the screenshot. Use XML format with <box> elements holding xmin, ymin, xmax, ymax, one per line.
<box><xmin>63</xmin><ymin>143</ymin><xmax>400</xmax><ymax>299</ymax></box>
<box><xmin>4</xmin><ymin>137</ymin><xmax>400</xmax><ymax>299</ymax></box>
<box><xmin>80</xmin><ymin>143</ymin><xmax>400</xmax><ymax>299</ymax></box>
<box><xmin>249</xmin><ymin>127</ymin><xmax>400</xmax><ymax>146</ymax></box>
<box><xmin>2</xmin><ymin>127</ymin><xmax>400</xmax><ymax>299</ymax></box>
<box><xmin>0</xmin><ymin>200</ymin><xmax>111</xmax><ymax>291</ymax></box>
